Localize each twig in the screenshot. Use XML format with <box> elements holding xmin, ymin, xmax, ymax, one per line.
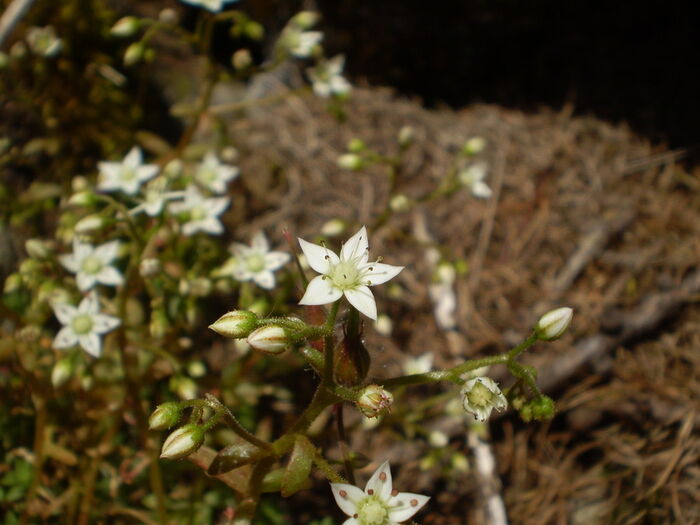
<box><xmin>549</xmin><ymin>209</ymin><xmax>635</xmax><ymax>297</ymax></box>
<box><xmin>0</xmin><ymin>0</ymin><xmax>35</xmax><ymax>47</ymax></box>
<box><xmin>537</xmin><ymin>269</ymin><xmax>700</xmax><ymax>393</ymax></box>
<box><xmin>467</xmin><ymin>425</ymin><xmax>508</xmax><ymax>525</ymax></box>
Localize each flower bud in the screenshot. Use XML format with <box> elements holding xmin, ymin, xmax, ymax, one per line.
<box><xmin>232</xmin><ymin>49</ymin><xmax>252</xmax><ymax>70</ymax></box>
<box><xmin>209</xmin><ymin>310</ymin><xmax>258</xmax><ymax>339</ymax></box>
<box><xmin>356</xmin><ymin>385</ymin><xmax>393</xmax><ymax>418</ymax></box>
<box><xmin>51</xmin><ymin>356</ymin><xmax>74</xmax><ymax>387</ymax></box>
<box><xmin>463</xmin><ymin>136</ymin><xmax>486</xmax><ymax>156</ymax></box>
<box><xmin>320</xmin><ymin>218</ymin><xmax>345</xmax><ymax>237</ymax></box>
<box><xmin>244</xmin><ymin>21</ymin><xmax>265</xmax><ymax>41</ymax></box>
<box><xmin>149</xmin><ymin>402</ymin><xmax>182</xmax><ymax>430</ymax></box>
<box><xmin>535</xmin><ymin>307</ymin><xmax>573</xmax><ymax>341</ymax></box>
<box><xmin>347</xmin><ymin>138</ymin><xmax>366</xmax><ymax>153</ymax></box>
<box><xmin>25</xmin><ymin>239</ymin><xmax>52</xmax><ymax>260</ymax></box>
<box><xmin>139</xmin><ymin>257</ymin><xmax>161</xmax><ymax>278</ymax></box>
<box><xmin>74</xmin><ymin>214</ymin><xmax>106</xmax><ymax>233</ymax></box>
<box><xmin>337</xmin><ymin>153</ymin><xmax>363</xmax><ymax>171</ymax></box>
<box><xmin>292</xmin><ymin>11</ymin><xmax>320</xmax><ymax>29</ymax></box>
<box><xmin>397</xmin><ymin>125</ymin><xmax>415</xmax><ymax>148</ymax></box>
<box><xmin>389</xmin><ymin>193</ymin><xmax>411</xmax><ymax>212</ymax></box>
<box><xmin>460</xmin><ymin>377</ymin><xmax>507</xmax><ymax>422</ymax></box>
<box><xmin>68</xmin><ymin>191</ymin><xmax>97</xmax><ymax>207</ymax></box>
<box><xmin>247</xmin><ymin>325</ymin><xmax>289</xmax><ymax>355</ymax></box>
<box><xmin>158</xmin><ymin>8</ymin><xmax>178</xmax><ymax>24</ymax></box>
<box><xmin>171</xmin><ymin>375</ymin><xmax>197</xmax><ymax>400</ymax></box>
<box><xmin>428</xmin><ymin>430</ymin><xmax>449</xmax><ymax>448</ymax></box>
<box><xmin>110</xmin><ymin>16</ymin><xmax>140</xmax><ymax>37</ymax></box>
<box><xmin>160</xmin><ymin>424</ymin><xmax>204</xmax><ymax>459</ymax></box>
<box><xmin>123</xmin><ymin>42</ymin><xmax>145</xmax><ymax>66</ymax></box>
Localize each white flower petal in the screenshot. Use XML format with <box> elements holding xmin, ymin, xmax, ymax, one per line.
<box><xmin>123</xmin><ymin>146</ymin><xmax>142</xmax><ymax>167</ymax></box>
<box><xmin>96</xmin><ymin>266</ymin><xmax>124</xmax><ymax>287</ymax></box>
<box><xmin>388</xmin><ymin>492</ymin><xmax>430</xmax><ymax>522</ymax></box>
<box><xmin>365</xmin><ymin>461</ymin><xmax>393</xmax><ymax>501</ymax></box>
<box><xmin>344</xmin><ymin>285</ymin><xmax>377</xmax><ymax>320</ymax></box>
<box><xmin>363</xmin><ymin>262</ymin><xmax>404</xmax><ymax>286</ymax></box>
<box><xmin>136</xmin><ymin>164</ymin><xmax>159</xmax><ymax>183</ymax></box>
<box><xmin>472</xmin><ymin>180</ymin><xmax>493</xmax><ymax>199</ymax></box>
<box><xmin>340</xmin><ymin>226</ymin><xmax>369</xmax><ymax>261</ymax></box>
<box><xmin>52</xmin><ymin>302</ymin><xmax>77</xmax><ymax>324</ymax></box>
<box><xmin>253</xmin><ymin>271</ymin><xmax>275</xmax><ymax>290</ymax></box>
<box><xmin>341</xmin><ymin>519</ymin><xmax>359</xmax><ymax>525</ymax></box>
<box><xmin>251</xmin><ymin>231</ymin><xmax>269</xmax><ymax>252</ymax></box>
<box><xmin>59</xmin><ymin>253</ymin><xmax>78</xmax><ymax>273</ymax></box>
<box><xmin>298</xmin><ymin>238</ymin><xmax>338</xmax><ymax>274</ymax></box>
<box><xmin>76</xmin><ymin>272</ymin><xmax>97</xmax><ymax>292</ymax></box>
<box><xmin>92</xmin><ymin>313</ymin><xmax>121</xmax><ymax>334</ymax></box>
<box><xmin>198</xmin><ymin>217</ymin><xmax>224</xmax><ymax>235</ymax></box>
<box><xmin>54</xmin><ymin>327</ymin><xmax>78</xmax><ymax>349</ymax></box>
<box><xmin>330</xmin><ymin>483</ymin><xmax>364</xmax><ymax>517</ymax></box>
<box><xmin>79</xmin><ymin>291</ymin><xmax>100</xmax><ymax>314</ymax></box>
<box><xmin>264</xmin><ymin>251</ymin><xmax>290</xmax><ymax>270</ymax></box>
<box><xmin>299</xmin><ymin>275</ymin><xmax>342</xmax><ymax>305</ymax></box>
<box><xmin>94</xmin><ymin>240</ymin><xmax>120</xmax><ymax>262</ymax></box>
<box><xmin>79</xmin><ymin>333</ymin><xmax>102</xmax><ymax>357</ymax></box>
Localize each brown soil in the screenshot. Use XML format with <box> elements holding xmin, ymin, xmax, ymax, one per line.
<box><xmin>223</xmin><ymin>86</ymin><xmax>700</xmax><ymax>524</ymax></box>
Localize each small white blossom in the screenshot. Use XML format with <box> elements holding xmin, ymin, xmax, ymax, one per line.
<box><xmin>461</xmin><ymin>377</ymin><xmax>507</xmax><ymax>422</ymax></box>
<box><xmin>179</xmin><ymin>0</ymin><xmax>238</xmax><ymax>12</ymax></box>
<box><xmin>129</xmin><ymin>177</ymin><xmax>184</xmax><ymax>217</ymax></box>
<box><xmin>223</xmin><ymin>232</ymin><xmax>290</xmax><ymax>290</ymax></box>
<box><xmin>428</xmin><ymin>262</ymin><xmax>457</xmax><ymax>330</ymax></box>
<box><xmin>97</xmin><ymin>146</ymin><xmax>159</xmax><ymax>195</ymax></box>
<box><xmin>194</xmin><ymin>152</ymin><xmax>240</xmax><ymax>194</ymax></box>
<box><xmin>26</xmin><ymin>26</ymin><xmax>62</xmax><ymax>57</ymax></box>
<box><xmin>283</xmin><ymin>27</ymin><xmax>323</xmax><ymax>58</ymax></box>
<box><xmin>307</xmin><ymin>55</ymin><xmax>351</xmax><ymax>98</ymax></box>
<box><xmin>459</xmin><ymin>161</ymin><xmax>492</xmax><ymax>199</ymax></box>
<box><xmin>51</xmin><ymin>291</ymin><xmax>121</xmax><ymax>357</ymax></box>
<box><xmin>168</xmin><ymin>185</ymin><xmax>229</xmax><ymax>236</ymax></box>
<box><xmin>402</xmin><ymin>353</ymin><xmax>434</xmax><ymax>376</ymax></box>
<box><xmin>298</xmin><ymin>226</ymin><xmax>403</xmax><ymax>320</ymax></box>
<box><xmin>331</xmin><ymin>461</ymin><xmax>429</xmax><ymax>525</ymax></box>
<box><xmin>59</xmin><ymin>239</ymin><xmax>124</xmax><ymax>291</ymax></box>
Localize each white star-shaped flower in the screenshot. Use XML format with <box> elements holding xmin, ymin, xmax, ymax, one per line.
<box><xmin>331</xmin><ymin>461</ymin><xmax>430</xmax><ymax>525</ymax></box>
<box><xmin>307</xmin><ymin>55</ymin><xmax>351</xmax><ymax>98</ymax></box>
<box><xmin>194</xmin><ymin>152</ymin><xmax>240</xmax><ymax>194</ymax></box>
<box><xmin>460</xmin><ymin>377</ymin><xmax>508</xmax><ymax>422</ymax></box>
<box><xmin>59</xmin><ymin>239</ymin><xmax>124</xmax><ymax>291</ymax></box>
<box><xmin>179</xmin><ymin>0</ymin><xmax>238</xmax><ymax>12</ymax></box>
<box><xmin>168</xmin><ymin>185</ymin><xmax>229</xmax><ymax>236</ymax></box>
<box><xmin>221</xmin><ymin>231</ymin><xmax>290</xmax><ymax>290</ymax></box>
<box><xmin>52</xmin><ymin>291</ymin><xmax>121</xmax><ymax>357</ymax></box>
<box><xmin>283</xmin><ymin>28</ymin><xmax>323</xmax><ymax>58</ymax></box>
<box><xmin>298</xmin><ymin>226</ymin><xmax>403</xmax><ymax>320</ymax></box>
<box><xmin>458</xmin><ymin>161</ymin><xmax>492</xmax><ymax>199</ymax></box>
<box><xmin>129</xmin><ymin>177</ymin><xmax>185</xmax><ymax>217</ymax></box>
<box><xmin>97</xmin><ymin>146</ymin><xmax>159</xmax><ymax>195</ymax></box>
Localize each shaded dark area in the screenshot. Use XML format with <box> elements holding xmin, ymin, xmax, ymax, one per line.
<box><xmin>317</xmin><ymin>0</ymin><xmax>700</xmax><ymax>148</ymax></box>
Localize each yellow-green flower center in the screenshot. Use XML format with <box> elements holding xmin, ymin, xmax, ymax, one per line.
<box><xmin>190</xmin><ymin>207</ymin><xmax>207</xmax><ymax>221</ymax></box>
<box><xmin>71</xmin><ymin>314</ymin><xmax>93</xmax><ymax>335</ymax></box>
<box><xmin>121</xmin><ymin>167</ymin><xmax>137</xmax><ymax>181</ymax></box>
<box><xmin>81</xmin><ymin>255</ymin><xmax>103</xmax><ymax>275</ymax></box>
<box><xmin>246</xmin><ymin>254</ymin><xmax>265</xmax><ymax>273</ymax></box>
<box><xmin>328</xmin><ymin>259</ymin><xmax>363</xmax><ymax>290</ymax></box>
<box><xmin>466</xmin><ymin>381</ymin><xmax>493</xmax><ymax>408</ymax></box>
<box><xmin>357</xmin><ymin>495</ymin><xmax>389</xmax><ymax>525</ymax></box>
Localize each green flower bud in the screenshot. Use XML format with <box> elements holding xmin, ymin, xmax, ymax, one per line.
<box><xmin>356</xmin><ymin>385</ymin><xmax>393</xmax><ymax>418</ymax></box>
<box><xmin>292</xmin><ymin>11</ymin><xmax>320</xmax><ymax>29</ymax></box>
<box><xmin>67</xmin><ymin>191</ymin><xmax>97</xmax><ymax>207</ymax></box>
<box><xmin>209</xmin><ymin>310</ymin><xmax>258</xmax><ymax>339</ymax></box>
<box><xmin>337</xmin><ymin>153</ymin><xmax>363</xmax><ymax>171</ymax></box>
<box><xmin>160</xmin><ymin>424</ymin><xmax>204</xmax><ymax>459</ymax></box>
<box><xmin>397</xmin><ymin>125</ymin><xmax>415</xmax><ymax>148</ymax></box>
<box><xmin>110</xmin><ymin>16</ymin><xmax>141</xmax><ymax>37</ymax></box>
<box><xmin>123</xmin><ymin>42</ymin><xmax>145</xmax><ymax>66</ymax></box>
<box><xmin>463</xmin><ymin>137</ymin><xmax>486</xmax><ymax>156</ymax></box>
<box><xmin>74</xmin><ymin>214</ymin><xmax>106</xmax><ymax>233</ymax></box>
<box><xmin>51</xmin><ymin>356</ymin><xmax>74</xmax><ymax>387</ymax></box>
<box><xmin>347</xmin><ymin>138</ymin><xmax>366</xmax><ymax>153</ymax></box>
<box><xmin>149</xmin><ymin>402</ymin><xmax>182</xmax><ymax>430</ymax></box>
<box><xmin>535</xmin><ymin>307</ymin><xmax>573</xmax><ymax>341</ymax></box>
<box><xmin>246</xmin><ymin>325</ymin><xmax>289</xmax><ymax>355</ymax></box>
<box><xmin>25</xmin><ymin>239</ymin><xmax>52</xmax><ymax>260</ymax></box>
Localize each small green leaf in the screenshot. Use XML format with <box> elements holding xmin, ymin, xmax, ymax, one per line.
<box><xmin>281</xmin><ymin>435</ymin><xmax>314</xmax><ymax>497</ymax></box>
<box><xmin>207</xmin><ymin>442</ymin><xmax>265</xmax><ymax>476</ymax></box>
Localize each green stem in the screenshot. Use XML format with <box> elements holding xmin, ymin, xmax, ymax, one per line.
<box><xmin>322</xmin><ymin>301</ymin><xmax>340</xmax><ymax>384</ymax></box>
<box><xmin>507</xmin><ymin>332</ymin><xmax>538</xmax><ymax>360</ymax></box>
